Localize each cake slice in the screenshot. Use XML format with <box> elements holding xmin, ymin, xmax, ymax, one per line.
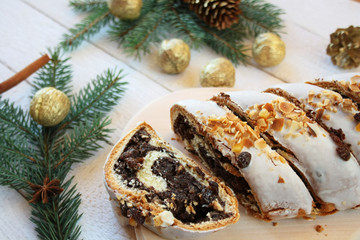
<box><xmin>213</xmin><ymin>91</ymin><xmax>360</xmax><ymax>215</ymax></box>
<box><xmin>104</xmin><ymin>122</ymin><xmax>239</xmax><ymax>240</ymax></box>
<box><xmin>170</xmin><ymin>100</ymin><xmax>314</xmax><ymax>221</ymax></box>
<box><xmin>307</xmin><ymin>74</ymin><xmax>360</xmax><ymax>108</ymax></box>
<box><xmin>265</xmin><ymin>83</ymin><xmax>360</xmax><ymax>163</ymax></box>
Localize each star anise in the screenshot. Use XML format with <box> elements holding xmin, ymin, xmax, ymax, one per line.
<box><xmin>28</xmin><ymin>176</ymin><xmax>64</xmax><ymax>204</ymax></box>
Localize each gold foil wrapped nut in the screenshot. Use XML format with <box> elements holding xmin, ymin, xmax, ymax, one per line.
<box><xmin>200</xmin><ymin>58</ymin><xmax>235</xmax><ymax>87</ymax></box>
<box><xmin>108</xmin><ymin>0</ymin><xmax>142</xmax><ymax>20</ymax></box>
<box><xmin>252</xmin><ymin>32</ymin><xmax>286</xmax><ymax>67</ymax></box>
<box><xmin>159</xmin><ymin>39</ymin><xmax>191</xmax><ymax>74</ymax></box>
<box><xmin>30</xmin><ymin>87</ymin><xmax>70</xmax><ymax>127</ymax></box>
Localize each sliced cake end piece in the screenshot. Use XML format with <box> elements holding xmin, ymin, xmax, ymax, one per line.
<box><xmin>265</xmin><ymin>83</ymin><xmax>360</xmax><ymax>163</ymax></box>
<box><xmin>170</xmin><ymin>100</ymin><xmax>314</xmax><ymax>221</ymax></box>
<box><xmin>307</xmin><ymin>74</ymin><xmax>360</xmax><ymax>108</ymax></box>
<box><xmin>213</xmin><ymin>91</ymin><xmax>360</xmax><ymax>215</ymax></box>
<box><xmin>104</xmin><ymin>122</ymin><xmax>239</xmax><ymax>239</ymax></box>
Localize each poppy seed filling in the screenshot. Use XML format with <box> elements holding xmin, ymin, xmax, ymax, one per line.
<box><xmin>113</xmin><ymin>128</ymin><xmax>232</xmax><ymax>224</ymax></box>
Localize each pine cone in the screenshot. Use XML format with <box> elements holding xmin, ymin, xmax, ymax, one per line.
<box><xmin>183</xmin><ymin>0</ymin><xmax>242</xmax><ymax>30</ymax></box>
<box><xmin>326</xmin><ymin>26</ymin><xmax>360</xmax><ymax>69</ymax></box>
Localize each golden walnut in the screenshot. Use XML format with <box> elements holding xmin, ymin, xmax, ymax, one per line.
<box><xmin>200</xmin><ymin>58</ymin><xmax>235</xmax><ymax>87</ymax></box>
<box><xmin>30</xmin><ymin>87</ymin><xmax>70</xmax><ymax>127</ymax></box>
<box><xmin>159</xmin><ymin>39</ymin><xmax>191</xmax><ymax>74</ymax></box>
<box><xmin>107</xmin><ymin>0</ymin><xmax>142</xmax><ymax>20</ymax></box>
<box><xmin>252</xmin><ymin>32</ymin><xmax>286</xmax><ymax>67</ymax></box>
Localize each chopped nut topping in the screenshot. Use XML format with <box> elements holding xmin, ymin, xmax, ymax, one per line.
<box><xmin>243</xmin><ymin>138</ymin><xmax>254</xmax><ymax>149</ymax></box>
<box><xmin>211</xmin><ymin>200</ymin><xmax>224</xmax><ymax>211</ymax></box>
<box><xmin>289</xmin><ymin>121</ymin><xmax>301</xmax><ymax>133</ymax></box>
<box><xmin>315</xmin><ymin>225</ymin><xmax>324</xmax><ymax>233</ymax></box>
<box><xmin>254</xmin><ymin>138</ymin><xmax>267</xmax><ymax>150</ymax></box>
<box><xmin>279</xmin><ymin>101</ymin><xmax>295</xmax><ymax>114</ymax></box>
<box><xmin>263</xmin><ymin>103</ymin><xmax>274</xmax><ymax>112</ymax></box>
<box><xmin>322</xmin><ymin>114</ymin><xmax>330</xmax><ymax>121</ymax></box>
<box><xmin>246</xmin><ymin>98</ymin><xmax>317</xmax><ymax>139</ymax></box>
<box><xmin>271</xmin><ymin>118</ymin><xmax>285</xmax><ymax>131</ymax></box>
<box><xmin>351</xmin><ymin>75</ymin><xmax>360</xmax><ymax>82</ymax></box>
<box><xmin>343</xmin><ymin>98</ymin><xmax>354</xmax><ymax>109</ymax></box>
<box><xmin>308</xmin><ymin>90</ymin><xmax>315</xmax><ymax>102</ymax></box>
<box><xmin>129</xmin><ymin>217</ymin><xmax>138</xmax><ymax>227</ymax></box>
<box><xmin>356</xmin><ymin>123</ymin><xmax>360</xmax><ymax>132</ymax></box>
<box><xmin>186</xmin><ymin>205</ymin><xmax>196</xmax><ymax>214</ymax></box>
<box><xmin>232</xmin><ymin>142</ymin><xmax>244</xmax><ymax>153</ymax></box>
<box><xmin>349</xmin><ymin>82</ymin><xmax>360</xmax><ymax>92</ymax></box>
<box><xmin>315</xmin><ymin>108</ymin><xmax>325</xmax><ymax>121</ymax></box>
<box><xmin>278</xmin><ymin>176</ymin><xmax>285</xmax><ymax>183</ymax></box>
<box><xmin>206</xmin><ymin>112</ymin><xmax>259</xmax><ymax>152</ymax></box>
<box><xmin>259</xmin><ymin>108</ymin><xmax>270</xmax><ymax>118</ymax></box>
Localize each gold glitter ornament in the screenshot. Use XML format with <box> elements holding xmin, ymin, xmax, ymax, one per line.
<box><xmin>252</xmin><ymin>32</ymin><xmax>286</xmax><ymax>67</ymax></box>
<box><xmin>107</xmin><ymin>0</ymin><xmax>142</xmax><ymax>20</ymax></box>
<box><xmin>30</xmin><ymin>87</ymin><xmax>70</xmax><ymax>127</ymax></box>
<box><xmin>200</xmin><ymin>58</ymin><xmax>235</xmax><ymax>87</ymax></box>
<box><xmin>159</xmin><ymin>39</ymin><xmax>191</xmax><ymax>74</ymax></box>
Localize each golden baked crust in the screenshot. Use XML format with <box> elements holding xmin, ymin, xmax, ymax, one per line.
<box><xmin>170</xmin><ymin>100</ymin><xmax>314</xmax><ymax>221</ymax></box>
<box><xmin>104</xmin><ymin>122</ymin><xmax>239</xmax><ymax>235</ymax></box>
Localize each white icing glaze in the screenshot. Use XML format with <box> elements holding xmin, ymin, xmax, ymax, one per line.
<box><xmin>270</xmin><ymin>83</ymin><xmax>360</xmax><ymax>162</ymax></box>
<box><xmin>176</xmin><ymin>99</ymin><xmax>313</xmax><ymax>218</ymax></box>
<box><xmin>226</xmin><ymin>91</ymin><xmax>360</xmax><ymax>210</ymax></box>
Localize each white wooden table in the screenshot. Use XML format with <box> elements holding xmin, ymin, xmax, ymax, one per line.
<box><xmin>0</xmin><ymin>0</ymin><xmax>359</xmax><ymax>239</ymax></box>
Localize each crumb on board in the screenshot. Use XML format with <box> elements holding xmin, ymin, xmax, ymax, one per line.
<box><xmin>303</xmin><ymin>215</ymin><xmax>316</xmax><ymax>221</ymax></box>
<box><xmin>272</xmin><ymin>222</ymin><xmax>278</xmax><ymax>227</ymax></box>
<box><xmin>315</xmin><ymin>224</ymin><xmax>324</xmax><ymax>233</ymax></box>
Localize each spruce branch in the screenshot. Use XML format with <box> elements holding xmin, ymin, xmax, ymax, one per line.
<box><xmin>201</xmin><ymin>25</ymin><xmax>249</xmax><ymax>65</ymax></box>
<box><xmin>166</xmin><ymin>7</ymin><xmax>205</xmax><ymax>49</ymax></box>
<box><xmin>0</xmin><ymin>141</ymin><xmax>35</xmax><ymax>190</ymax></box>
<box><xmin>63</xmin><ymin>0</ymin><xmax>284</xmax><ymax>65</ymax></box>
<box><xmin>0</xmin><ymin>165</ymin><xmax>32</xmax><ymax>190</ymax></box>
<box><xmin>32</xmin><ymin>48</ymin><xmax>73</xmax><ymax>96</ymax></box>
<box><xmin>0</xmin><ymin>97</ymin><xmax>40</xmax><ymax>139</ymax></box>
<box><xmin>61</xmin><ymin>6</ymin><xmax>113</xmax><ymax>51</ymax></box>
<box><xmin>30</xmin><ymin>178</ymin><xmax>82</xmax><ymax>240</ymax></box>
<box><xmin>55</xmin><ymin>115</ymin><xmax>112</xmax><ymax>169</ymax></box>
<box><xmin>239</xmin><ymin>0</ymin><xmax>285</xmax><ymax>37</ymax></box>
<box><xmin>108</xmin><ymin>0</ymin><xmax>170</xmax><ymax>57</ymax></box>
<box><xmin>70</xmin><ymin>0</ymin><xmax>107</xmax><ymax>13</ymax></box>
<box><xmin>0</xmin><ymin>50</ymin><xmax>127</xmax><ymax>239</ymax></box>
<box><xmin>57</xmin><ymin>68</ymin><xmax>127</xmax><ymax>132</ymax></box>
<box><xmin>0</xmin><ymin>143</ymin><xmax>37</xmax><ymax>163</ymax></box>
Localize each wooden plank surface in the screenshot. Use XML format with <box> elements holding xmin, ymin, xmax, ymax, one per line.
<box><xmin>0</xmin><ymin>0</ymin><xmax>360</xmax><ymax>239</ymax></box>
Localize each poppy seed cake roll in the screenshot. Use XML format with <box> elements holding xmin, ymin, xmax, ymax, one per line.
<box><xmin>265</xmin><ymin>83</ymin><xmax>360</xmax><ymax>163</ymax></box>
<box><xmin>170</xmin><ymin>100</ymin><xmax>314</xmax><ymax>221</ymax></box>
<box><xmin>213</xmin><ymin>91</ymin><xmax>360</xmax><ymax>214</ymax></box>
<box><xmin>104</xmin><ymin>122</ymin><xmax>239</xmax><ymax>239</ymax></box>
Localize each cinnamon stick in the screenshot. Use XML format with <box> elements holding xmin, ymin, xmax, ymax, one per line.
<box><xmin>0</xmin><ymin>54</ymin><xmax>50</xmax><ymax>94</ymax></box>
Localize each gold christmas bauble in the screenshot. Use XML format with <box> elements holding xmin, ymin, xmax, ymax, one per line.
<box><xmin>159</xmin><ymin>39</ymin><xmax>191</xmax><ymax>74</ymax></box>
<box><xmin>107</xmin><ymin>0</ymin><xmax>142</xmax><ymax>20</ymax></box>
<box><xmin>252</xmin><ymin>32</ymin><xmax>286</xmax><ymax>67</ymax></box>
<box><xmin>30</xmin><ymin>87</ymin><xmax>70</xmax><ymax>127</ymax></box>
<box><xmin>200</xmin><ymin>57</ymin><xmax>235</xmax><ymax>87</ymax></box>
